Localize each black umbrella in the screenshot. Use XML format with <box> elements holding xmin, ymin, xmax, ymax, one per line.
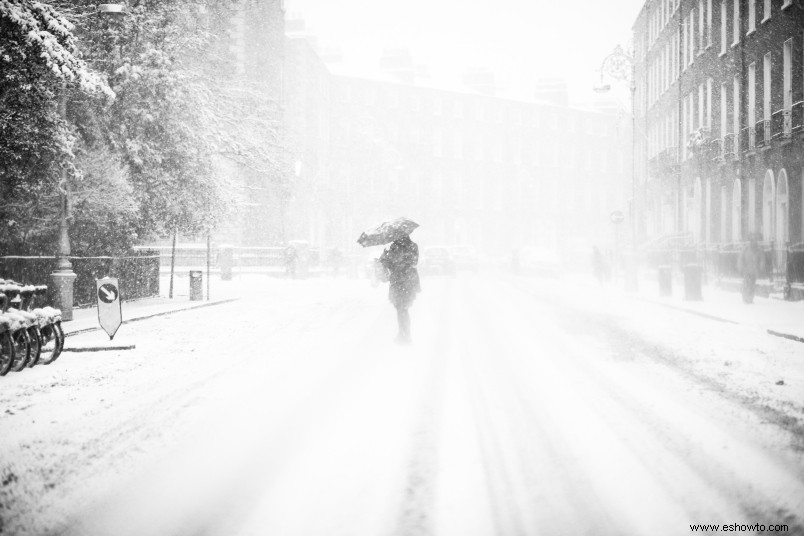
<box><xmin>357</xmin><ymin>217</ymin><xmax>419</xmax><ymax>247</ymax></box>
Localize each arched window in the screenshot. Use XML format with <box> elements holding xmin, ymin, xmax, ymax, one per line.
<box><xmin>732</xmin><ymin>179</ymin><xmax>742</xmax><ymax>242</ymax></box>
<box><xmin>720</xmin><ymin>185</ymin><xmax>729</xmax><ymax>243</ymax></box>
<box><xmin>692</xmin><ymin>177</ymin><xmax>703</xmax><ymax>242</ymax></box>
<box><xmin>762</xmin><ymin>170</ymin><xmax>775</xmax><ymax>242</ymax></box>
<box><xmin>776</xmin><ymin>169</ymin><xmax>789</xmax><ymax>246</ymax></box>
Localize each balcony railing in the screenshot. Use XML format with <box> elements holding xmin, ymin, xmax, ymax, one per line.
<box><xmin>747</xmin><ymin>125</ymin><xmax>756</xmax><ymax>150</ymax></box>
<box><xmin>755</xmin><ymin>119</ymin><xmax>770</xmax><ymax>146</ymax></box>
<box><xmin>783</xmin><ymin>109</ymin><xmax>793</xmax><ymax>138</ymax></box>
<box><xmin>793</xmin><ymin>101</ymin><xmax>804</xmax><ymax>134</ymax></box>
<box><xmin>710</xmin><ymin>138</ymin><xmax>723</xmax><ymax>162</ymax></box>
<box><xmin>741</xmin><ymin>127</ymin><xmax>751</xmax><ymax>153</ymax></box>
<box><xmin>771</xmin><ymin>109</ymin><xmax>785</xmax><ymax>140</ymax></box>
<box><xmin>723</xmin><ymin>133</ymin><xmax>736</xmax><ymax>160</ymax></box>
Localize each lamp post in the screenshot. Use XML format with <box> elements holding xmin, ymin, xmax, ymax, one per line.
<box><xmin>594</xmin><ymin>45</ymin><xmax>639</xmax><ymax>291</ymax></box>
<box><xmin>50</xmin><ymin>4</ymin><xmax>127</xmax><ymax>320</ymax></box>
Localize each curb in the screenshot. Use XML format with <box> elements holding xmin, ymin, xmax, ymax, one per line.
<box><xmin>633</xmin><ymin>294</ymin><xmax>804</xmax><ymax>343</ymax></box>
<box><xmin>633</xmin><ymin>296</ymin><xmax>740</xmax><ymax>325</ymax></box>
<box><xmin>64</xmin><ymin>297</ymin><xmax>241</xmax><ymax>338</ymax></box>
<box><xmin>766</xmin><ymin>329</ymin><xmax>804</xmax><ymax>344</ymax></box>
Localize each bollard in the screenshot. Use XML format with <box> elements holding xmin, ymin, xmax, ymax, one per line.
<box><xmin>658</xmin><ymin>265</ymin><xmax>672</xmax><ymax>297</ymax></box>
<box><xmin>682</xmin><ymin>264</ymin><xmax>702</xmax><ymax>301</ymax></box>
<box><xmin>189</xmin><ymin>270</ymin><xmax>203</xmax><ymax>301</ymax></box>
<box><xmin>219</xmin><ymin>245</ymin><xmax>233</xmax><ymax>281</ymax></box>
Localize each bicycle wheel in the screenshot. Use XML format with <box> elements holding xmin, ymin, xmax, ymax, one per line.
<box><xmin>25</xmin><ymin>326</ymin><xmax>42</xmax><ymax>368</ymax></box>
<box><xmin>38</xmin><ymin>324</ymin><xmax>58</xmax><ymax>365</ymax></box>
<box><xmin>0</xmin><ymin>331</ymin><xmax>14</xmax><ymax>376</ymax></box>
<box><xmin>10</xmin><ymin>328</ymin><xmax>30</xmax><ymax>372</ymax></box>
<box><xmin>39</xmin><ymin>323</ymin><xmax>64</xmax><ymax>365</ymax></box>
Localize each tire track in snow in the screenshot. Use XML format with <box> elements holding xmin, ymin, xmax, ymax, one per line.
<box><xmin>493</xmin><ymin>276</ymin><xmax>804</xmax><ymax>533</ymax></box>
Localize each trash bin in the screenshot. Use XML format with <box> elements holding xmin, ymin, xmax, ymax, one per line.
<box><xmin>658</xmin><ymin>265</ymin><xmax>672</xmax><ymax>297</ymax></box>
<box><xmin>682</xmin><ymin>264</ymin><xmax>702</xmax><ymax>301</ymax></box>
<box><xmin>189</xmin><ymin>270</ymin><xmax>203</xmax><ymax>301</ymax></box>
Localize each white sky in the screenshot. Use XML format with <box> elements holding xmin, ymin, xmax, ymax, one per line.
<box><xmin>286</xmin><ymin>0</ymin><xmax>646</xmax><ymax>105</ymax></box>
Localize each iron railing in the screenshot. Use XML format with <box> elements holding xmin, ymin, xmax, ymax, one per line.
<box><xmin>771</xmin><ymin>109</ymin><xmax>785</xmax><ymax>139</ymax></box>
<box><xmin>747</xmin><ymin>125</ymin><xmax>756</xmax><ymax>150</ymax></box>
<box><xmin>755</xmin><ymin>119</ymin><xmax>770</xmax><ymax>146</ymax></box>
<box><xmin>710</xmin><ymin>138</ymin><xmax>723</xmax><ymax>162</ymax></box>
<box><xmin>783</xmin><ymin>109</ymin><xmax>792</xmax><ymax>138</ymax></box>
<box><xmin>723</xmin><ymin>133</ymin><xmax>736</xmax><ymax>159</ymax></box>
<box><xmin>793</xmin><ymin>101</ymin><xmax>804</xmax><ymax>133</ymax></box>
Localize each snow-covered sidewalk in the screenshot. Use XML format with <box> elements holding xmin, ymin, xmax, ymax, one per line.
<box><xmin>573</xmin><ymin>272</ymin><xmax>804</xmax><ymax>344</ymax></box>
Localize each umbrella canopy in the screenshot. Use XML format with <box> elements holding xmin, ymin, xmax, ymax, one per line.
<box><xmin>357</xmin><ymin>217</ymin><xmax>419</xmax><ymax>247</ymax></box>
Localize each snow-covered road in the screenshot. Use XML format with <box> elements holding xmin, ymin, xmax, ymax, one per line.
<box><xmin>1</xmin><ymin>275</ymin><xmax>803</xmax><ymax>536</ymax></box>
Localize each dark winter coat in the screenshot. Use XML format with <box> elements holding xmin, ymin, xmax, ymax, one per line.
<box><xmin>379</xmin><ymin>236</ymin><xmax>421</xmax><ymax>309</ymax></box>
<box><xmin>738</xmin><ymin>243</ymin><xmax>761</xmax><ymax>278</ymax></box>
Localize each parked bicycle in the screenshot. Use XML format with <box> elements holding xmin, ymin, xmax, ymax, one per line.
<box><xmin>0</xmin><ymin>280</ymin><xmax>64</xmax><ymax>376</ymax></box>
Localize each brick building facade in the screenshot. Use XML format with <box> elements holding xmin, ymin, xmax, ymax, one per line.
<box><xmin>634</xmin><ymin>0</ymin><xmax>804</xmax><ymax>273</ymax></box>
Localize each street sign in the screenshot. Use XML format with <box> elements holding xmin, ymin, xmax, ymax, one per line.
<box><xmin>609</xmin><ymin>210</ymin><xmax>625</xmax><ymax>224</ymax></box>
<box><xmin>96</xmin><ymin>277</ymin><xmax>122</xmax><ymax>340</ymax></box>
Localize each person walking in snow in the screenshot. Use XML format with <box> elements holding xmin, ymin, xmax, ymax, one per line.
<box><xmin>379</xmin><ymin>234</ymin><xmax>421</xmax><ymax>343</ymax></box>
<box><xmin>738</xmin><ymin>237</ymin><xmax>761</xmax><ymax>304</ymax></box>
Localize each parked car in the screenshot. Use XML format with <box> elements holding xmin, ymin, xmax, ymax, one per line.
<box><xmin>420</xmin><ymin>246</ymin><xmax>456</xmax><ymax>276</ymax></box>
<box><xmin>448</xmin><ymin>245</ymin><xmax>480</xmax><ymax>272</ymax></box>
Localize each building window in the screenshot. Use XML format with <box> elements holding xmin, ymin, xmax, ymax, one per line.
<box><xmin>782</xmin><ymin>0</ymin><xmax>792</xmax><ymax>8</ymax></box>
<box><xmin>720</xmin><ymin>185</ymin><xmax>728</xmax><ymax>242</ymax></box>
<box><xmin>764</xmin><ymin>52</ymin><xmax>771</xmax><ymax>120</ymax></box>
<box><xmin>683</xmin><ymin>16</ymin><xmax>689</xmax><ymax>66</ymax></box>
<box><xmin>732</xmin><ymin>0</ymin><xmax>740</xmax><ymax>45</ymax></box>
<box><xmin>454</xmin><ymin>100</ymin><xmax>463</xmax><ymax>118</ymax></box>
<box><xmin>699</xmin><ymin>83</ymin><xmax>705</xmax><ymax>128</ymax></box>
<box><xmin>733</xmin><ymin>75</ymin><xmax>740</xmax><ymax>140</ymax></box>
<box><xmin>433</xmin><ymin>95</ymin><xmax>442</xmax><ymax>116</ymax></box>
<box><xmin>748</xmin><ymin>0</ymin><xmax>756</xmax><ymax>32</ymax></box>
<box><xmin>748</xmin><ymin>62</ymin><xmax>756</xmax><ymax>128</ymax></box>
<box><xmin>747</xmin><ymin>177</ymin><xmax>756</xmax><ymax>233</ymax></box>
<box><xmin>707</xmin><ymin>78</ymin><xmax>713</xmax><ymax>128</ymax></box>
<box><xmin>699</xmin><ymin>0</ymin><xmax>705</xmax><ymax>51</ymax></box>
<box><xmin>689</xmin><ymin>9</ymin><xmax>696</xmax><ymax>62</ymax></box>
<box><xmin>783</xmin><ymin>38</ymin><xmax>792</xmax><ymax>110</ymax></box>
<box><xmin>733</xmin><ymin>179</ymin><xmax>742</xmax><ymax>241</ymax></box>
<box><xmin>707</xmin><ymin>0</ymin><xmax>713</xmax><ymax>46</ymax></box>
<box><xmin>721</xmin><ymin>82</ymin><xmax>728</xmax><ymax>138</ymax></box>
<box><xmin>763</xmin><ymin>0</ymin><xmax>771</xmax><ymax>21</ymax></box>
<box><xmin>721</xmin><ymin>0</ymin><xmax>728</xmax><ymax>54</ymax></box>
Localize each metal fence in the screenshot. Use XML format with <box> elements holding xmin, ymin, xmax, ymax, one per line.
<box><xmin>0</xmin><ymin>251</ymin><xmax>160</xmax><ymax>307</ymax></box>
<box><xmin>133</xmin><ymin>245</ymin><xmax>338</xmax><ymax>273</ymax></box>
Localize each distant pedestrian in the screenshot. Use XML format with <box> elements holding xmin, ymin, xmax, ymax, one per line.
<box><xmin>379</xmin><ymin>234</ymin><xmax>421</xmax><ymax>343</ymax></box>
<box><xmin>592</xmin><ymin>246</ymin><xmax>608</xmax><ymax>284</ymax></box>
<box><xmin>738</xmin><ymin>237</ymin><xmax>761</xmax><ymax>304</ymax></box>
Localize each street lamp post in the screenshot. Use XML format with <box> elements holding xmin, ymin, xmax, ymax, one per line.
<box><xmin>50</xmin><ymin>4</ymin><xmax>127</xmax><ymax>321</ymax></box>
<box><xmin>50</xmin><ymin>79</ymin><xmax>77</xmax><ymax>320</ymax></box>
<box><xmin>595</xmin><ymin>45</ymin><xmax>639</xmax><ymax>291</ymax></box>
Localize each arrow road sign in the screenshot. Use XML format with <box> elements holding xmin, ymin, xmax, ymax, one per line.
<box><xmin>98</xmin><ymin>283</ymin><xmax>118</xmax><ymax>304</ymax></box>
<box><xmin>96</xmin><ymin>277</ymin><xmax>122</xmax><ymax>339</ymax></box>
<box><xmin>610</xmin><ymin>210</ymin><xmax>625</xmax><ymax>224</ymax></box>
